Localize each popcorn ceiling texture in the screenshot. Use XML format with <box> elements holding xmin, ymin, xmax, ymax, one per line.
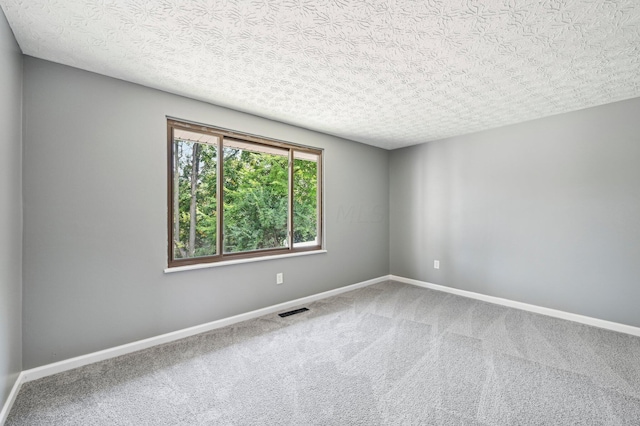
<box><xmin>2</xmin><ymin>0</ymin><xmax>640</xmax><ymax>149</ymax></box>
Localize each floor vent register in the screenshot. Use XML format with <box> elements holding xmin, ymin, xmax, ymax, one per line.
<box><xmin>278</xmin><ymin>307</ymin><xmax>309</xmax><ymax>318</ymax></box>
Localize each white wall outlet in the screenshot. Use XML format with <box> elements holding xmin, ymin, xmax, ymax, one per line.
<box><xmin>276</xmin><ymin>273</ymin><xmax>284</xmax><ymax>285</ymax></box>
<box><xmin>434</xmin><ymin>260</ymin><xmax>440</xmax><ymax>269</ymax></box>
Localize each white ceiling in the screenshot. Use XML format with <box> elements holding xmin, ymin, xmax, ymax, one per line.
<box><xmin>2</xmin><ymin>0</ymin><xmax>640</xmax><ymax>150</ymax></box>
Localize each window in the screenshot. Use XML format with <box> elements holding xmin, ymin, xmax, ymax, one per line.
<box><xmin>167</xmin><ymin>119</ymin><xmax>323</xmax><ymax>267</ymax></box>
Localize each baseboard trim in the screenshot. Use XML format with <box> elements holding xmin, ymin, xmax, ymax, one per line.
<box><xmin>1</xmin><ymin>372</ymin><xmax>25</xmax><ymax>425</ymax></box>
<box><xmin>390</xmin><ymin>275</ymin><xmax>640</xmax><ymax>337</ymax></box>
<box><xmin>20</xmin><ymin>275</ymin><xmax>390</xmax><ymax>384</ymax></box>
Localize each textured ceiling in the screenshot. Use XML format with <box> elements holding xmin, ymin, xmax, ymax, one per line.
<box><xmin>2</xmin><ymin>0</ymin><xmax>640</xmax><ymax>149</ymax></box>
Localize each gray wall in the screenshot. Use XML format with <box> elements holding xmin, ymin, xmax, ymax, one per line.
<box><xmin>390</xmin><ymin>97</ymin><xmax>640</xmax><ymax>327</ymax></box>
<box><xmin>19</xmin><ymin>46</ymin><xmax>640</xmax><ymax>371</ymax></box>
<box><xmin>0</xmin><ymin>7</ymin><xmax>22</xmax><ymax>410</ymax></box>
<box><xmin>23</xmin><ymin>57</ymin><xmax>389</xmax><ymax>369</ymax></box>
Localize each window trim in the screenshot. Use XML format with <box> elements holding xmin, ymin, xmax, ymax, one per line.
<box><xmin>167</xmin><ymin>118</ymin><xmax>324</xmax><ymax>269</ymax></box>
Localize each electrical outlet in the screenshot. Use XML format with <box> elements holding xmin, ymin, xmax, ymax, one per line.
<box><xmin>434</xmin><ymin>260</ymin><xmax>440</xmax><ymax>269</ymax></box>
<box><xmin>276</xmin><ymin>273</ymin><xmax>284</xmax><ymax>285</ymax></box>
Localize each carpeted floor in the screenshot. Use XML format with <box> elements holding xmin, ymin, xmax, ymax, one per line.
<box><xmin>7</xmin><ymin>280</ymin><xmax>640</xmax><ymax>425</ymax></box>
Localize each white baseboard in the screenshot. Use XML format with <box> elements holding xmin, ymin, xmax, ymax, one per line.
<box><xmin>1</xmin><ymin>372</ymin><xmax>25</xmax><ymax>425</ymax></box>
<box><xmin>390</xmin><ymin>275</ymin><xmax>640</xmax><ymax>337</ymax></box>
<box><xmin>20</xmin><ymin>275</ymin><xmax>390</xmax><ymax>384</ymax></box>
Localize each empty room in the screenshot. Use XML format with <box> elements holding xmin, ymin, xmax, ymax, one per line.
<box><xmin>1</xmin><ymin>0</ymin><xmax>640</xmax><ymax>424</ymax></box>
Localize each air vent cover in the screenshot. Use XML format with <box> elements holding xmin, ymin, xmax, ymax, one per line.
<box><xmin>278</xmin><ymin>308</ymin><xmax>309</xmax><ymax>318</ymax></box>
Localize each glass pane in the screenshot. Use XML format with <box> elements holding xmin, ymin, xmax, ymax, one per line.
<box><xmin>293</xmin><ymin>151</ymin><xmax>319</xmax><ymax>247</ymax></box>
<box><xmin>223</xmin><ymin>139</ymin><xmax>289</xmax><ymax>254</ymax></box>
<box><xmin>172</xmin><ymin>129</ymin><xmax>218</xmax><ymax>259</ymax></box>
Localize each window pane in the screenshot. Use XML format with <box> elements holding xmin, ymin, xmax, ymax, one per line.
<box><xmin>293</xmin><ymin>151</ymin><xmax>319</xmax><ymax>247</ymax></box>
<box><xmin>223</xmin><ymin>139</ymin><xmax>289</xmax><ymax>254</ymax></box>
<box><xmin>172</xmin><ymin>129</ymin><xmax>218</xmax><ymax>259</ymax></box>
<box><xmin>168</xmin><ymin>119</ymin><xmax>324</xmax><ymax>267</ymax></box>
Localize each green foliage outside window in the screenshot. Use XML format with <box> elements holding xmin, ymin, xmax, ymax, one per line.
<box><xmin>174</xmin><ymin>141</ymin><xmax>218</xmax><ymax>259</ymax></box>
<box><xmin>223</xmin><ymin>148</ymin><xmax>289</xmax><ymax>253</ymax></box>
<box><xmin>172</xmin><ymin>129</ymin><xmax>320</xmax><ymax>262</ymax></box>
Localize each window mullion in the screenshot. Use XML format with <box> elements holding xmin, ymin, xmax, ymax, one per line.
<box><xmin>217</xmin><ymin>137</ymin><xmax>224</xmax><ymax>257</ymax></box>
<box><xmin>288</xmin><ymin>149</ymin><xmax>294</xmax><ymax>250</ymax></box>
<box><xmin>317</xmin><ymin>154</ymin><xmax>323</xmax><ymax>247</ymax></box>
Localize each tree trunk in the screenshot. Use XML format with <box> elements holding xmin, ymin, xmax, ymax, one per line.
<box><xmin>173</xmin><ymin>143</ymin><xmax>185</xmax><ymax>258</ymax></box>
<box><xmin>188</xmin><ymin>143</ymin><xmax>201</xmax><ymax>257</ymax></box>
